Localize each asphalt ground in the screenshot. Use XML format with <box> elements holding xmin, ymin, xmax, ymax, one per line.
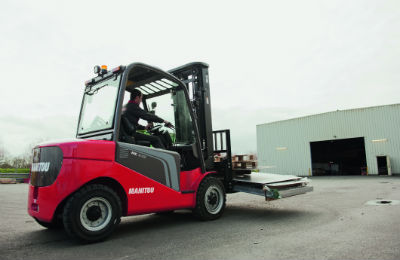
<box><xmin>1</xmin><ymin>176</ymin><xmax>400</xmax><ymax>260</ymax></box>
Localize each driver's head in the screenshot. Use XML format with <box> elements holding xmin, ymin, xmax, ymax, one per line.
<box><xmin>131</xmin><ymin>89</ymin><xmax>143</xmax><ymax>104</ymax></box>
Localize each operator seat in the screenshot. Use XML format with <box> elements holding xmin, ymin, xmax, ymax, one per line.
<box><xmin>119</xmin><ymin>114</ymin><xmax>151</xmax><ymax>146</ymax></box>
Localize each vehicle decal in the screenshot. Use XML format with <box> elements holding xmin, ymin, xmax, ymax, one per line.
<box><xmin>128</xmin><ymin>187</ymin><xmax>155</xmax><ymax>195</ymax></box>
<box><xmin>31</xmin><ymin>162</ymin><xmax>50</xmax><ymax>172</ymax></box>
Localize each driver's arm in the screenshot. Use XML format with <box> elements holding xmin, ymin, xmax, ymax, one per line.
<box><xmin>135</xmin><ymin>109</ymin><xmax>164</xmax><ymax>123</ymax></box>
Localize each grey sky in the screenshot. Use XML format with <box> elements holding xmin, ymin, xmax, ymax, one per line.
<box><xmin>1</xmin><ymin>0</ymin><xmax>399</xmax><ymax>156</ymax></box>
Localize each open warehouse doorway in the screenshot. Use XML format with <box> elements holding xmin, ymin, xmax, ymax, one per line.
<box><xmin>310</xmin><ymin>137</ymin><xmax>367</xmax><ymax>176</ymax></box>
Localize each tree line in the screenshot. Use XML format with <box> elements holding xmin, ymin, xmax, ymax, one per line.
<box><xmin>0</xmin><ymin>155</ymin><xmax>32</xmax><ymax>169</ymax></box>
<box><xmin>0</xmin><ymin>141</ymin><xmax>37</xmax><ymax>169</ymax></box>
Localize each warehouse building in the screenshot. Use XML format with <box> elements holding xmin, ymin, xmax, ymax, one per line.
<box><xmin>257</xmin><ymin>104</ymin><xmax>400</xmax><ymax>176</ymax></box>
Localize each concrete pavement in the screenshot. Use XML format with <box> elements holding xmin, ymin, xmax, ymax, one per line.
<box><xmin>1</xmin><ymin>176</ymin><xmax>399</xmax><ymax>260</ymax></box>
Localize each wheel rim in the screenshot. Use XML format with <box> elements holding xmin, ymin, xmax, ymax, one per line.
<box><xmin>80</xmin><ymin>197</ymin><xmax>112</xmax><ymax>232</ymax></box>
<box><xmin>204</xmin><ymin>185</ymin><xmax>223</xmax><ymax>214</ymax></box>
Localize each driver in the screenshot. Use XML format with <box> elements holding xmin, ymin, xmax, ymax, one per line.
<box><xmin>123</xmin><ymin>89</ymin><xmax>173</xmax><ymax>149</ymax></box>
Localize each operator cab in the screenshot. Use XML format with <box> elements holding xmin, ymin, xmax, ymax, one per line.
<box><xmin>121</xmin><ymin>66</ymin><xmax>201</xmax><ymax>170</ymax></box>
<box><xmin>77</xmin><ymin>63</ymin><xmax>204</xmax><ymax>172</ymax></box>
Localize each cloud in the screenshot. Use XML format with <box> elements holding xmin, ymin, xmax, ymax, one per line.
<box><xmin>0</xmin><ymin>115</ymin><xmax>76</xmax><ymax>156</ymax></box>
<box><xmin>1</xmin><ymin>0</ymin><xmax>400</xmax><ymax>157</ymax></box>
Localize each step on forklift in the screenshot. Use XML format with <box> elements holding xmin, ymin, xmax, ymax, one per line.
<box><xmin>28</xmin><ymin>62</ymin><xmax>313</xmax><ymax>242</ymax></box>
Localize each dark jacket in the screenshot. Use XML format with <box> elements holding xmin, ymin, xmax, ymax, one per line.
<box><xmin>123</xmin><ymin>102</ymin><xmax>164</xmax><ymax>130</ymax></box>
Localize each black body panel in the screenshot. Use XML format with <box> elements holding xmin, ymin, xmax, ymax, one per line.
<box><xmin>30</xmin><ymin>147</ymin><xmax>63</xmax><ymax>187</ymax></box>
<box><xmin>116</xmin><ymin>142</ymin><xmax>181</xmax><ymax>191</ymax></box>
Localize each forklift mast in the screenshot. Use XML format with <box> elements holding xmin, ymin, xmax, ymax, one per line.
<box><xmin>169</xmin><ymin>63</ymin><xmax>215</xmax><ymax>169</ymax></box>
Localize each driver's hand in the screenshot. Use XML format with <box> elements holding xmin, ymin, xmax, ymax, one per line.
<box><xmin>145</xmin><ymin>123</ymin><xmax>153</xmax><ymax>130</ymax></box>
<box><xmin>164</xmin><ymin>121</ymin><xmax>174</xmax><ymax>129</ymax></box>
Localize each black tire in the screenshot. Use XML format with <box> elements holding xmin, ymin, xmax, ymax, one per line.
<box><xmin>34</xmin><ymin>217</ymin><xmax>63</xmax><ymax>229</ymax></box>
<box><xmin>63</xmin><ymin>184</ymin><xmax>121</xmax><ymax>243</ymax></box>
<box><xmin>193</xmin><ymin>177</ymin><xmax>226</xmax><ymax>220</ymax></box>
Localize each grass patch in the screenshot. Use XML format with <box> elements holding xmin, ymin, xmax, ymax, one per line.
<box><xmin>0</xmin><ymin>168</ymin><xmax>30</xmax><ymax>173</ymax></box>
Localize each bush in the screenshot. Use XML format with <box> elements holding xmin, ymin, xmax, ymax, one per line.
<box><xmin>0</xmin><ymin>168</ymin><xmax>14</xmax><ymax>173</ymax></box>
<box><xmin>0</xmin><ymin>163</ymin><xmax>13</xmax><ymax>168</ymax></box>
<box><xmin>16</xmin><ymin>168</ymin><xmax>30</xmax><ymax>173</ymax></box>
<box><xmin>0</xmin><ymin>168</ymin><xmax>30</xmax><ymax>173</ymax></box>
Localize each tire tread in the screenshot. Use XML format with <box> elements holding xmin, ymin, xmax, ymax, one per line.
<box><xmin>63</xmin><ymin>184</ymin><xmax>121</xmax><ymax>242</ymax></box>
<box><xmin>193</xmin><ymin>177</ymin><xmax>226</xmax><ymax>220</ymax></box>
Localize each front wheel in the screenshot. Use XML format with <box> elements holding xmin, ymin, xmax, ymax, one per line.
<box><xmin>63</xmin><ymin>184</ymin><xmax>121</xmax><ymax>243</ymax></box>
<box><xmin>193</xmin><ymin>177</ymin><xmax>226</xmax><ymax>220</ymax></box>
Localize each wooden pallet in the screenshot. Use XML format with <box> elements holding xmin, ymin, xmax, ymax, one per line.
<box><xmin>232</xmin><ymin>161</ymin><xmax>257</xmax><ymax>169</ymax></box>
<box><xmin>214</xmin><ymin>154</ymin><xmax>258</xmax><ymax>170</ymax></box>
<box><xmin>232</xmin><ymin>154</ymin><xmax>256</xmax><ymax>162</ymax></box>
<box><xmin>232</xmin><ymin>154</ymin><xmax>257</xmax><ymax>170</ymax></box>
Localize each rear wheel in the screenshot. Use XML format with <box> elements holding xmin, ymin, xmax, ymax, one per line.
<box><xmin>63</xmin><ymin>184</ymin><xmax>121</xmax><ymax>242</ymax></box>
<box><xmin>193</xmin><ymin>177</ymin><xmax>226</xmax><ymax>220</ymax></box>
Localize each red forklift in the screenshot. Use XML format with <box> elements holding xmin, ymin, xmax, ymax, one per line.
<box><xmin>28</xmin><ymin>62</ymin><xmax>312</xmax><ymax>242</ymax></box>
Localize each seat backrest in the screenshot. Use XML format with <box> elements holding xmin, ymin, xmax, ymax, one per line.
<box><xmin>119</xmin><ymin>114</ymin><xmax>136</xmax><ymax>144</ymax></box>
<box><xmin>121</xmin><ymin>114</ymin><xmax>136</xmax><ymax>135</ymax></box>
<box><xmin>120</xmin><ymin>114</ymin><xmax>151</xmax><ymax>147</ymax></box>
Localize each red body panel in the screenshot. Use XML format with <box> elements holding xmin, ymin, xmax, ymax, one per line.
<box><xmin>38</xmin><ymin>139</ymin><xmax>115</xmax><ymax>160</ymax></box>
<box><xmin>28</xmin><ymin>140</ymin><xmax>210</xmax><ymax>222</ymax></box>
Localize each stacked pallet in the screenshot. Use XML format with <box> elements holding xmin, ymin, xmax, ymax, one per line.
<box><xmin>232</xmin><ymin>154</ymin><xmax>257</xmax><ymax>170</ymax></box>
